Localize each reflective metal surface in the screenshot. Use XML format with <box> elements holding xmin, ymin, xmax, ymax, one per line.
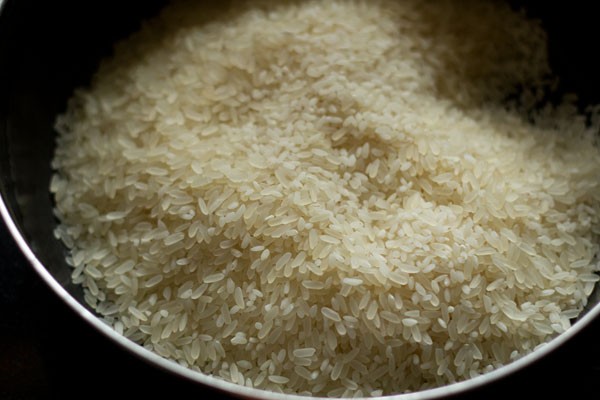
<box><xmin>1</xmin><ymin>1</ymin><xmax>599</xmax><ymax>398</ymax></box>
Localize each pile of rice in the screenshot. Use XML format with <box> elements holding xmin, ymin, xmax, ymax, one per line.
<box><xmin>51</xmin><ymin>0</ymin><xmax>600</xmax><ymax>396</ymax></box>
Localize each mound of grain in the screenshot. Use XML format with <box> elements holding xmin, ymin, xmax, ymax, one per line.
<box><xmin>51</xmin><ymin>0</ymin><xmax>600</xmax><ymax>396</ymax></box>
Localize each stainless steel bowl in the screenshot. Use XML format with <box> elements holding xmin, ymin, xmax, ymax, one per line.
<box><xmin>1</xmin><ymin>0</ymin><xmax>599</xmax><ymax>398</ymax></box>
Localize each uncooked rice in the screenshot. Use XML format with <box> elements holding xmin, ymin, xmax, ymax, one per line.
<box><xmin>51</xmin><ymin>0</ymin><xmax>600</xmax><ymax>396</ymax></box>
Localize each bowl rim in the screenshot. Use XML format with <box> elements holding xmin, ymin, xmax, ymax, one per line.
<box><xmin>3</xmin><ymin>185</ymin><xmax>600</xmax><ymax>400</ymax></box>
<box><xmin>1</xmin><ymin>0</ymin><xmax>600</xmax><ymax>397</ymax></box>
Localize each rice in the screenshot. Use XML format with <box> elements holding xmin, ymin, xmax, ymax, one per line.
<box><xmin>51</xmin><ymin>0</ymin><xmax>600</xmax><ymax>396</ymax></box>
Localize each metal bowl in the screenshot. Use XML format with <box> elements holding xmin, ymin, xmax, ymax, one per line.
<box><xmin>1</xmin><ymin>0</ymin><xmax>599</xmax><ymax>398</ymax></box>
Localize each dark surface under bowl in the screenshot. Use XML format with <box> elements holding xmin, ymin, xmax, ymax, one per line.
<box><xmin>1</xmin><ymin>0</ymin><xmax>600</xmax><ymax>398</ymax></box>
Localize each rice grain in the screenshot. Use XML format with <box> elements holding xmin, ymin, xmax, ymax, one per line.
<box><xmin>52</xmin><ymin>0</ymin><xmax>600</xmax><ymax>397</ymax></box>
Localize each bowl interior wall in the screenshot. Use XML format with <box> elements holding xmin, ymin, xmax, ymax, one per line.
<box><xmin>1</xmin><ymin>0</ymin><xmax>599</xmax><ymax>312</ymax></box>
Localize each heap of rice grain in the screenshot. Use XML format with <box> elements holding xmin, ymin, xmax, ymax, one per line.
<box><xmin>51</xmin><ymin>0</ymin><xmax>600</xmax><ymax>396</ymax></box>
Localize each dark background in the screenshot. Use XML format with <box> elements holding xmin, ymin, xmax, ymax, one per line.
<box><xmin>1</xmin><ymin>0</ymin><xmax>600</xmax><ymax>399</ymax></box>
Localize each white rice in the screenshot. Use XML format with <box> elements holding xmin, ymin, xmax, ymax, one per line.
<box><xmin>51</xmin><ymin>0</ymin><xmax>600</xmax><ymax>396</ymax></box>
